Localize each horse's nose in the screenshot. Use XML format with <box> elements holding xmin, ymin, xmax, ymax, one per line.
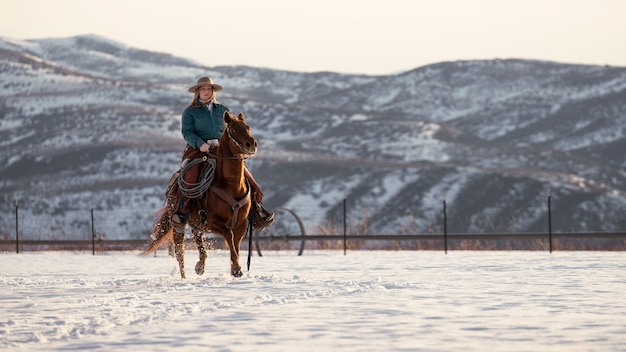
<box><xmin>246</xmin><ymin>138</ymin><xmax>258</xmax><ymax>149</ymax></box>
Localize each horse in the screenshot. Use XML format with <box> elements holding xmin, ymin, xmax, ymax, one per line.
<box><xmin>142</xmin><ymin>111</ymin><xmax>257</xmax><ymax>278</ymax></box>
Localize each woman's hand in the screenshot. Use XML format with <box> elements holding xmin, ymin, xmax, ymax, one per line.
<box><xmin>200</xmin><ymin>139</ymin><xmax>219</xmax><ymax>153</ymax></box>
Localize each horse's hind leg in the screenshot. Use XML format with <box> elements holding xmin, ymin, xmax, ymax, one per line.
<box><xmin>193</xmin><ymin>229</ymin><xmax>207</xmax><ymax>275</ymax></box>
<box><xmin>173</xmin><ymin>228</ymin><xmax>186</xmax><ymax>279</ymax></box>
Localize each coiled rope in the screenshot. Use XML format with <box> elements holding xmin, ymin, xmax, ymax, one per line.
<box><xmin>178</xmin><ymin>157</ymin><xmax>216</xmax><ymax>199</ymax></box>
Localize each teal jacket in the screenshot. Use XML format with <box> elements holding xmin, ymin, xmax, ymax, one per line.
<box><xmin>181</xmin><ymin>102</ymin><xmax>229</xmax><ymax>149</ymax></box>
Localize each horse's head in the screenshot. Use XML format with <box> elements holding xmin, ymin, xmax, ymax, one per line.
<box><xmin>222</xmin><ymin>111</ymin><xmax>257</xmax><ymax>157</ymax></box>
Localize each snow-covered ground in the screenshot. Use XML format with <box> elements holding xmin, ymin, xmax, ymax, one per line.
<box><xmin>1</xmin><ymin>250</ymin><xmax>625</xmax><ymax>351</ymax></box>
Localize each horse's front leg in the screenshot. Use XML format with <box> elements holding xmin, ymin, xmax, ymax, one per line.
<box><xmin>223</xmin><ymin>228</ymin><xmax>243</xmax><ymax>277</ymax></box>
<box><xmin>173</xmin><ymin>228</ymin><xmax>186</xmax><ymax>279</ymax></box>
<box><xmin>193</xmin><ymin>229</ymin><xmax>207</xmax><ymax>275</ymax></box>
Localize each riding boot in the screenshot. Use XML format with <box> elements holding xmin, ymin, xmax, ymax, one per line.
<box><xmin>250</xmin><ymin>203</ymin><xmax>274</xmax><ymax>232</ymax></box>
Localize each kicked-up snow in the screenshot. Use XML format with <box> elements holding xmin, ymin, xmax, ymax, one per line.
<box><xmin>1</xmin><ymin>250</ymin><xmax>625</xmax><ymax>351</ymax></box>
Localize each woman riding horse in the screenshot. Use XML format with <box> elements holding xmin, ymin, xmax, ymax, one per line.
<box><xmin>173</xmin><ymin>76</ymin><xmax>273</xmax><ymax>233</ymax></box>
<box><xmin>144</xmin><ymin>111</ymin><xmax>263</xmax><ymax>277</ymax></box>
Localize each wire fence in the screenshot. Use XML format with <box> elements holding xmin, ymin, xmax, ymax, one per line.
<box><xmin>1</xmin><ymin>194</ymin><xmax>625</xmax><ymax>253</ymax></box>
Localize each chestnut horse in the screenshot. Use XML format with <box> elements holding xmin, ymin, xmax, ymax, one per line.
<box><xmin>142</xmin><ymin>111</ymin><xmax>256</xmax><ymax>278</ymax></box>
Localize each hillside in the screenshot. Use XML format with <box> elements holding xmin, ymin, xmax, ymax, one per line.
<box><xmin>1</xmin><ymin>34</ymin><xmax>625</xmax><ymax>241</ymax></box>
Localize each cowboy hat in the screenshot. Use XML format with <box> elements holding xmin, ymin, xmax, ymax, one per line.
<box><xmin>187</xmin><ymin>76</ymin><xmax>223</xmax><ymax>93</ymax></box>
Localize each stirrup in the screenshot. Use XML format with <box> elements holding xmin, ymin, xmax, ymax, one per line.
<box><xmin>252</xmin><ymin>205</ymin><xmax>274</xmax><ymax>232</ymax></box>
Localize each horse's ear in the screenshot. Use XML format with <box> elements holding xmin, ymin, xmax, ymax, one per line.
<box><xmin>224</xmin><ymin>111</ymin><xmax>233</xmax><ymax>124</ymax></box>
<box><xmin>237</xmin><ymin>112</ymin><xmax>246</xmax><ymax>122</ymax></box>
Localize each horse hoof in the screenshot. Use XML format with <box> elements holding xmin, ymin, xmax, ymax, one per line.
<box><xmin>232</xmin><ymin>270</ymin><xmax>243</xmax><ymax>277</ymax></box>
<box><xmin>195</xmin><ymin>262</ymin><xmax>205</xmax><ymax>275</ymax></box>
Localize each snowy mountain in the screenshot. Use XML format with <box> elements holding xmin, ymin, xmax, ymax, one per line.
<box><xmin>1</xmin><ymin>34</ymin><xmax>625</xmax><ymax>240</ymax></box>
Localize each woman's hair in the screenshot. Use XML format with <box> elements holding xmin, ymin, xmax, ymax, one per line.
<box><xmin>189</xmin><ymin>89</ymin><xmax>218</xmax><ymax>107</ymax></box>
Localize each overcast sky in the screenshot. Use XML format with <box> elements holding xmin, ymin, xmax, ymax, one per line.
<box><xmin>2</xmin><ymin>0</ymin><xmax>625</xmax><ymax>75</ymax></box>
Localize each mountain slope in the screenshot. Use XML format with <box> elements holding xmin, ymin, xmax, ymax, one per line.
<box><xmin>1</xmin><ymin>35</ymin><xmax>625</xmax><ymax>241</ymax></box>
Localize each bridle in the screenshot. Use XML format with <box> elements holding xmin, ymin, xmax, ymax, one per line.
<box><xmin>224</xmin><ymin>123</ymin><xmax>256</xmax><ymax>160</ymax></box>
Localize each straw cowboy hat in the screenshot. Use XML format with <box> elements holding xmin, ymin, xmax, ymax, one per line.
<box><xmin>187</xmin><ymin>76</ymin><xmax>223</xmax><ymax>93</ymax></box>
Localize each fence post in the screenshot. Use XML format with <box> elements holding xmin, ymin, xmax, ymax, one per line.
<box><xmin>91</xmin><ymin>208</ymin><xmax>95</xmax><ymax>255</ymax></box>
<box><xmin>548</xmin><ymin>188</ymin><xmax>553</xmax><ymax>253</ymax></box>
<box><xmin>15</xmin><ymin>199</ymin><xmax>19</xmax><ymax>254</ymax></box>
<box><xmin>443</xmin><ymin>199</ymin><xmax>448</xmax><ymax>254</ymax></box>
<box><xmin>343</xmin><ymin>194</ymin><xmax>347</xmax><ymax>255</ymax></box>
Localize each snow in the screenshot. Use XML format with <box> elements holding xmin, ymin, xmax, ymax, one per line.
<box><xmin>349</xmin><ymin>113</ymin><xmax>368</xmax><ymax>122</ymax></box>
<box><xmin>2</xmin><ymin>250</ymin><xmax>625</xmax><ymax>351</ymax></box>
<box><xmin>422</xmin><ymin>170</ymin><xmax>477</xmax><ymax>206</ymax></box>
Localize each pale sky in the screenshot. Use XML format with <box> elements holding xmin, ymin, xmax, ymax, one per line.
<box><xmin>2</xmin><ymin>0</ymin><xmax>625</xmax><ymax>75</ymax></box>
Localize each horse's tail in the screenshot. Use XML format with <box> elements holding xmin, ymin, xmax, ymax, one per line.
<box><xmin>141</xmin><ymin>206</ymin><xmax>174</xmax><ymax>256</ymax></box>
